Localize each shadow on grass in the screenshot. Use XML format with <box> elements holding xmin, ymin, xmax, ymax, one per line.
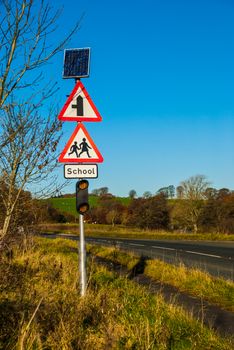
<box><xmin>127</xmin><ymin>255</ymin><xmax>148</xmax><ymax>279</ymax></box>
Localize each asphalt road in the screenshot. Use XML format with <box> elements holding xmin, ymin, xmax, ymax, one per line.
<box><xmin>41</xmin><ymin>234</ymin><xmax>234</xmax><ymax>281</ymax></box>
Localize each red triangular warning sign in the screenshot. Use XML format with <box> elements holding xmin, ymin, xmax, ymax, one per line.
<box><xmin>58</xmin><ymin>123</ymin><xmax>103</xmax><ymax>163</ymax></box>
<box><xmin>58</xmin><ymin>81</ymin><xmax>102</xmax><ymax>122</ymax></box>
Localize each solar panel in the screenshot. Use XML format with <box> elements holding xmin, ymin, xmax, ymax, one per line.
<box><xmin>63</xmin><ymin>48</ymin><xmax>91</xmax><ymax>78</ymax></box>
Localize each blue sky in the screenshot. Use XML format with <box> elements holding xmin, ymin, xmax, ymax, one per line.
<box><xmin>47</xmin><ymin>0</ymin><xmax>234</xmax><ymax>196</ymax></box>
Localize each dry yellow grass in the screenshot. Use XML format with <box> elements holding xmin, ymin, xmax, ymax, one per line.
<box><xmin>88</xmin><ymin>244</ymin><xmax>234</xmax><ymax>312</ymax></box>
<box><xmin>0</xmin><ymin>237</ymin><xmax>233</xmax><ymax>349</ymax></box>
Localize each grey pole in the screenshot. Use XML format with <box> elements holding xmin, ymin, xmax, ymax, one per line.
<box><xmin>79</xmin><ymin>213</ymin><xmax>87</xmax><ymax>296</ymax></box>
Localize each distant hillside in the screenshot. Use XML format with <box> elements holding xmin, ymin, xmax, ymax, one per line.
<box><xmin>49</xmin><ymin>195</ymin><xmax>131</xmax><ymax>217</ymax></box>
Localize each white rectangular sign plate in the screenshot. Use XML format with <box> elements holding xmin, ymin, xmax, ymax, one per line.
<box><xmin>64</xmin><ymin>164</ymin><xmax>98</xmax><ymax>179</ymax></box>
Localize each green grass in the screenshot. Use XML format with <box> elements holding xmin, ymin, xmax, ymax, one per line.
<box><xmin>50</xmin><ymin>197</ymin><xmax>78</xmax><ymax>216</ymax></box>
<box><xmin>49</xmin><ymin>196</ymin><xmax>131</xmax><ymax>218</ymax></box>
<box><xmin>0</xmin><ymin>237</ymin><xmax>233</xmax><ymax>349</ymax></box>
<box><xmin>116</xmin><ymin>196</ymin><xmax>132</xmax><ymax>206</ymax></box>
<box><xmin>88</xmin><ymin>244</ymin><xmax>234</xmax><ymax>312</ymax></box>
<box><xmin>49</xmin><ymin>196</ymin><xmax>99</xmax><ymax>217</ymax></box>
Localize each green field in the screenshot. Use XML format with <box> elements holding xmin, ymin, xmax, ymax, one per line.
<box><xmin>49</xmin><ymin>196</ymin><xmax>131</xmax><ymax>217</ymax></box>
<box><xmin>49</xmin><ymin>196</ymin><xmax>96</xmax><ymax>217</ymax></box>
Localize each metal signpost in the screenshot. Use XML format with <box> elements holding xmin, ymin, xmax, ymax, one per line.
<box><xmin>79</xmin><ymin>211</ymin><xmax>86</xmax><ymax>295</ymax></box>
<box><xmin>58</xmin><ymin>48</ymin><xmax>103</xmax><ymax>296</ymax></box>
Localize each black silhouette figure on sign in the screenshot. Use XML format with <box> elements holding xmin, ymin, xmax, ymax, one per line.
<box><xmin>79</xmin><ymin>138</ymin><xmax>92</xmax><ymax>158</ymax></box>
<box><xmin>68</xmin><ymin>141</ymin><xmax>80</xmax><ymax>157</ymax></box>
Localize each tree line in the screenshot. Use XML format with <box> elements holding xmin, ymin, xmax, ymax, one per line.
<box><xmin>48</xmin><ymin>175</ymin><xmax>234</xmax><ymax>234</ymax></box>
<box><xmin>0</xmin><ymin>174</ymin><xmax>233</xmax><ymax>235</ymax></box>
<box><xmin>87</xmin><ymin>177</ymin><xmax>234</xmax><ymax>234</ymax></box>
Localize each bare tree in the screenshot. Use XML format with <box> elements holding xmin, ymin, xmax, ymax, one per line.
<box><xmin>0</xmin><ymin>103</ymin><xmax>61</xmax><ymax>239</ymax></box>
<box><xmin>106</xmin><ymin>209</ymin><xmax>119</xmax><ymax>226</ymax></box>
<box><xmin>179</xmin><ymin>175</ymin><xmax>210</xmax><ymax>201</ymax></box>
<box><xmin>0</xmin><ymin>0</ymin><xmax>80</xmax><ymax>109</ymax></box>
<box><xmin>178</xmin><ymin>175</ymin><xmax>210</xmax><ymax>233</ymax></box>
<box><xmin>0</xmin><ymin>0</ymin><xmax>81</xmax><ymax>240</ymax></box>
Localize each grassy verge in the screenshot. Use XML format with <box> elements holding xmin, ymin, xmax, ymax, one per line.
<box><xmin>88</xmin><ymin>245</ymin><xmax>234</xmax><ymax>312</ymax></box>
<box><xmin>0</xmin><ymin>237</ymin><xmax>233</xmax><ymax>349</ymax></box>
<box><xmin>37</xmin><ymin>222</ymin><xmax>234</xmax><ymax>241</ymax></box>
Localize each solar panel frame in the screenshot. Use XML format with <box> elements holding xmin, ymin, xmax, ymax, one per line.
<box><xmin>63</xmin><ymin>48</ymin><xmax>91</xmax><ymax>79</ymax></box>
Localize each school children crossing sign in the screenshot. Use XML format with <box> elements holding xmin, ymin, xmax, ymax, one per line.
<box><xmin>58</xmin><ymin>80</ymin><xmax>102</xmax><ymax>122</ymax></box>
<box><xmin>59</xmin><ymin>123</ymin><xmax>103</xmax><ymax>163</ymax></box>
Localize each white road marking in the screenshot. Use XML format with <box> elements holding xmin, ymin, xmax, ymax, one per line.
<box><xmin>185</xmin><ymin>250</ymin><xmax>222</xmax><ymax>258</ymax></box>
<box><xmin>152</xmin><ymin>246</ymin><xmax>175</xmax><ymax>251</ymax></box>
<box><xmin>129</xmin><ymin>243</ymin><xmax>145</xmax><ymax>247</ymax></box>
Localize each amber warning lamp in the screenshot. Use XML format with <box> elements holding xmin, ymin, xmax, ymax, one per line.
<box><xmin>76</xmin><ymin>180</ymin><xmax>89</xmax><ymax>214</ymax></box>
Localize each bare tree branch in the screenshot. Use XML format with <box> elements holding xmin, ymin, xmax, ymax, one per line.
<box><xmin>0</xmin><ymin>0</ymin><xmax>82</xmax><ymax>108</ymax></box>
<box><xmin>0</xmin><ymin>102</ymin><xmax>63</xmax><ymax>239</ymax></box>
<box><xmin>0</xmin><ymin>0</ymin><xmax>83</xmax><ymax>240</ymax></box>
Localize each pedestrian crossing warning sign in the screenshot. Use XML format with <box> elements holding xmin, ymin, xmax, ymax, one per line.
<box><xmin>58</xmin><ymin>81</ymin><xmax>102</xmax><ymax>122</ymax></box>
<box><xmin>58</xmin><ymin>123</ymin><xmax>103</xmax><ymax>163</ymax></box>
